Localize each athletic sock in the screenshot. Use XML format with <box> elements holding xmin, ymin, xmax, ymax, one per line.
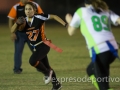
<box><xmin>36</xmin><ymin>62</ymin><xmax>49</xmax><ymax>75</ymax></box>
<box><xmin>51</xmin><ymin>70</ymin><xmax>59</xmax><ymax>85</ymax></box>
<box><xmin>90</xmin><ymin>75</ymin><xmax>99</xmax><ymax>90</ymax></box>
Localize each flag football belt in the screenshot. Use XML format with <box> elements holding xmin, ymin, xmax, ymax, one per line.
<box><xmin>91</xmin><ymin>40</ymin><xmax>120</xmax><ymax>63</ymax></box>
<box><xmin>30</xmin><ymin>41</ymin><xmax>43</xmax><ymax>51</ymax></box>
<box><xmin>30</xmin><ymin>40</ymin><xmax>63</xmax><ymax>53</ymax></box>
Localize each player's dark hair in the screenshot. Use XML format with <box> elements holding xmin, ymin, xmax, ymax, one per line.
<box><xmin>85</xmin><ymin>0</ymin><xmax>109</xmax><ymax>12</ymax></box>
<box><xmin>25</xmin><ymin>2</ymin><xmax>38</xmax><ymax>14</ymax></box>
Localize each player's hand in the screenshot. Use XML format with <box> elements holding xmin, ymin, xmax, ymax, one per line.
<box><xmin>65</xmin><ymin>13</ymin><xmax>72</xmax><ymax>24</ymax></box>
<box><xmin>16</xmin><ymin>16</ymin><xmax>25</xmax><ymax>25</ymax></box>
<box><xmin>11</xmin><ymin>33</ymin><xmax>17</xmax><ymax>41</ymax></box>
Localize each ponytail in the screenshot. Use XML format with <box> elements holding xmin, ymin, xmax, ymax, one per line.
<box><xmin>85</xmin><ymin>0</ymin><xmax>109</xmax><ymax>11</ymax></box>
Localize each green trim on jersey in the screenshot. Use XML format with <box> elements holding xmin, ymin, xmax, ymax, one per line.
<box><xmin>76</xmin><ymin>8</ymin><xmax>100</xmax><ymax>55</ymax></box>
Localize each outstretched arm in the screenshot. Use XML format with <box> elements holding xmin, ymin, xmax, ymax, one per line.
<box><xmin>49</xmin><ymin>14</ymin><xmax>67</xmax><ymax>27</ymax></box>
<box><xmin>65</xmin><ymin>13</ymin><xmax>77</xmax><ymax>36</ymax></box>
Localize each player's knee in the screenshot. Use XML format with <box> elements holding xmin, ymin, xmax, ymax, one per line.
<box><xmin>29</xmin><ymin>59</ymin><xmax>37</xmax><ymax>66</ymax></box>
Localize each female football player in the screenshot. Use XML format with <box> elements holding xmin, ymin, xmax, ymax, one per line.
<box><xmin>65</xmin><ymin>0</ymin><xmax>120</xmax><ymax>90</ymax></box>
<box><xmin>11</xmin><ymin>2</ymin><xmax>67</xmax><ymax>90</ymax></box>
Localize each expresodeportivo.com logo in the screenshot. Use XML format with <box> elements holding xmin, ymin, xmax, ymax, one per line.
<box><xmin>43</xmin><ymin>75</ymin><xmax>120</xmax><ymax>83</ymax></box>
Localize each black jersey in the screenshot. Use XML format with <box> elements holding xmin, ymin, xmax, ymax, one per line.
<box><xmin>24</xmin><ymin>14</ymin><xmax>49</xmax><ymax>45</ymax></box>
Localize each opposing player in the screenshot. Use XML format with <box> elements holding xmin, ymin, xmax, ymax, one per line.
<box><xmin>65</xmin><ymin>0</ymin><xmax>120</xmax><ymax>90</ymax></box>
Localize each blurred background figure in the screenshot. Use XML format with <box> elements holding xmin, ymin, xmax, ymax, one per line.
<box><xmin>7</xmin><ymin>0</ymin><xmax>43</xmax><ymax>74</ymax></box>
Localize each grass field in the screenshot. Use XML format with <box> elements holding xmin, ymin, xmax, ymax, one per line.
<box><xmin>0</xmin><ymin>24</ymin><xmax>120</xmax><ymax>90</ymax></box>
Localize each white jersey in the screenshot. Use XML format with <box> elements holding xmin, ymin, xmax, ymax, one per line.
<box><xmin>70</xmin><ymin>6</ymin><xmax>119</xmax><ymax>56</ymax></box>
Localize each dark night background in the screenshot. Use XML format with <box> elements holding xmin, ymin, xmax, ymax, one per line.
<box><xmin>0</xmin><ymin>0</ymin><xmax>120</xmax><ymax>24</ymax></box>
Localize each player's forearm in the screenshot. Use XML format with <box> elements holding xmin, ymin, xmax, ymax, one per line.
<box><xmin>11</xmin><ymin>23</ymin><xmax>18</xmax><ymax>33</ymax></box>
<box><xmin>50</xmin><ymin>15</ymin><xmax>66</xmax><ymax>26</ymax></box>
<box><xmin>54</xmin><ymin>15</ymin><xmax>66</xmax><ymax>26</ymax></box>
<box><xmin>8</xmin><ymin>19</ymin><xmax>14</xmax><ymax>30</ymax></box>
